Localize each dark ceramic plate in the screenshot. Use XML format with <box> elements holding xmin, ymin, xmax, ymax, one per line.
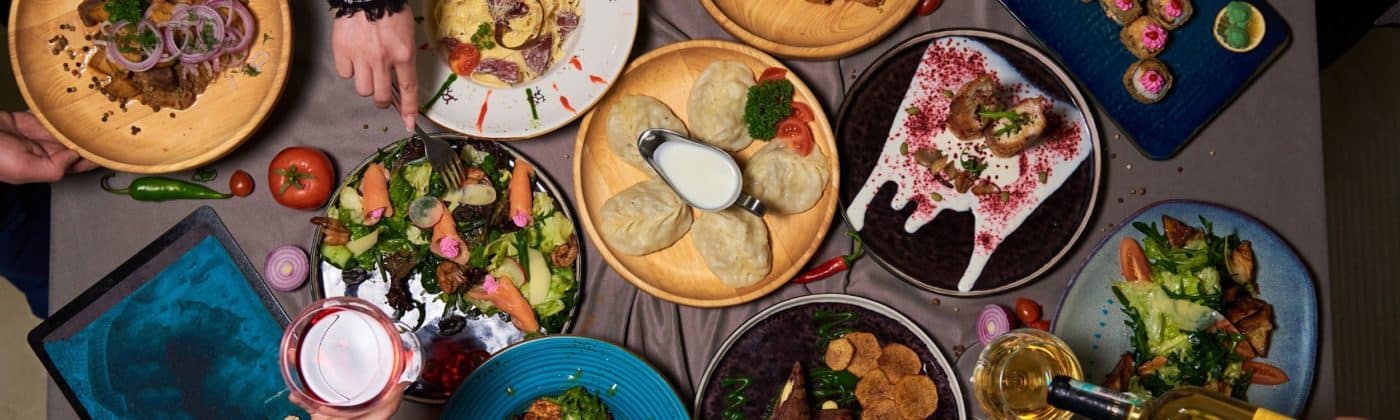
<box><xmin>310</xmin><ymin>134</ymin><xmax>584</xmax><ymax>404</ymax></box>
<box><xmin>837</xmin><ymin>30</ymin><xmax>1101</xmax><ymax>296</ymax></box>
<box><xmin>999</xmin><ymin>0</ymin><xmax>1291</xmax><ymax>159</ymax></box>
<box><xmin>695</xmin><ymin>294</ymin><xmax>966</xmax><ymax>419</ymax></box>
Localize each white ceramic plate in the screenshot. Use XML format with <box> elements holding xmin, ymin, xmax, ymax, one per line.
<box><xmin>415</xmin><ymin>0</ymin><xmax>639</xmax><ymax>140</ymax></box>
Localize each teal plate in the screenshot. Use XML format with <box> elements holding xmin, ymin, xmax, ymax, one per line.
<box><xmin>1051</xmin><ymin>200</ymin><xmax>1317</xmax><ymax>415</ymax></box>
<box><xmin>443</xmin><ymin>335</ymin><xmax>688</xmax><ymax>419</ymax></box>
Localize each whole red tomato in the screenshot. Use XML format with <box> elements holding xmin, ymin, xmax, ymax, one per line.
<box><xmin>268</xmin><ymin>147</ymin><xmax>334</xmax><ymax>210</ymax></box>
<box><xmin>1014</xmin><ymin>298</ymin><xmax>1042</xmax><ymax>325</ymax></box>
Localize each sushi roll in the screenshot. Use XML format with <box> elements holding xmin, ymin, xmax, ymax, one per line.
<box><xmin>1123</xmin><ymin>58</ymin><xmax>1173</xmax><ymax>104</ymax></box>
<box><xmin>1120</xmin><ymin>16</ymin><xmax>1169</xmax><ymax>58</ymax></box>
<box><xmin>1147</xmin><ymin>0</ymin><xmax>1194</xmax><ymax>30</ymax></box>
<box><xmin>1099</xmin><ymin>0</ymin><xmax>1143</xmax><ymax>25</ymax></box>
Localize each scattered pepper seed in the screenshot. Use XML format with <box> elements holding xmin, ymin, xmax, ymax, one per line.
<box><xmin>363</xmin><ymin>124</ymin><xmax>369</xmax><ymax>130</ymax></box>
<box><xmin>1110</xmin><ymin>152</ymin><xmax>1117</xmax><ymax>159</ymax></box>
<box><xmin>931</xmin><ymin>298</ymin><xmax>941</xmax><ymax>306</ymax></box>
<box><xmin>1177</xmin><ymin>166</ymin><xmax>1184</xmax><ymax>173</ymax></box>
<box><xmin>1210</xmin><ymin>150</ymin><xmax>1216</xmax><ymax>156</ymax></box>
<box><xmin>1125</xmin><ymin>163</ymin><xmax>1133</xmax><ymax>170</ymax></box>
<box><xmin>1117</xmin><ymin>197</ymin><xmax>1124</xmax><ymax>203</ymax></box>
<box><xmin>382</xmin><ymin>127</ymin><xmax>389</xmax><ymax>133</ymax></box>
<box><xmin>130</xmin><ymin>126</ymin><xmax>141</xmax><ymax>135</ymax></box>
<box><xmin>953</xmin><ymin>306</ymin><xmax>960</xmax><ymax>312</ymax></box>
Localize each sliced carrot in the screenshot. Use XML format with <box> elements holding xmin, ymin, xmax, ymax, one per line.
<box><xmin>508</xmin><ymin>161</ymin><xmax>533</xmax><ymax>228</ymax></box>
<box><xmin>430</xmin><ymin>205</ymin><xmax>469</xmax><ymax>265</ymax></box>
<box><xmin>1242</xmin><ymin>360</ymin><xmax>1289</xmax><ymax>385</ymax></box>
<box><xmin>483</xmin><ymin>270</ymin><xmax>539</xmax><ymax>332</ymax></box>
<box><xmin>361</xmin><ymin>163</ymin><xmax>392</xmax><ymax>225</ymax></box>
<box><xmin>1119</xmin><ymin>238</ymin><xmax>1153</xmax><ymax>283</ymax></box>
<box><xmin>1137</xmin><ymin>356</ymin><xmax>1168</xmax><ymax>375</ymax></box>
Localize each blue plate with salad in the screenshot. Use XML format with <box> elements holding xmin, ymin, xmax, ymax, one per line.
<box><xmin>1052</xmin><ymin>200</ymin><xmax>1316</xmax><ymax>415</ymax></box>
<box><xmin>442</xmin><ymin>335</ymin><xmax>688</xmax><ymax>419</ymax></box>
<box><xmin>310</xmin><ymin>134</ymin><xmax>584</xmax><ymax>403</ymax></box>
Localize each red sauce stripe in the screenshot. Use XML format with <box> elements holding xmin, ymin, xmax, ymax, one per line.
<box><xmin>569</xmin><ymin>56</ymin><xmax>582</xmax><ymax>70</ymax></box>
<box><xmin>475</xmin><ymin>90</ymin><xmax>492</xmax><ymax>133</ymax></box>
<box><xmin>560</xmin><ymin>96</ymin><xmax>576</xmax><ymax>113</ymax></box>
<box><xmin>588</xmin><ymin>75</ymin><xmax>607</xmax><ymax>85</ymax></box>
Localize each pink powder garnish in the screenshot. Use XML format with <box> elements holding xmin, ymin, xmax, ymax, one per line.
<box><xmin>1140</xmin><ymin>23</ymin><xmax>1167</xmax><ymax>50</ymax></box>
<box><xmin>482</xmin><ymin>274</ymin><xmax>499</xmax><ymax>295</ymax></box>
<box><xmin>512</xmin><ymin>210</ymin><xmax>530</xmax><ymax>228</ymax></box>
<box><xmin>1139</xmin><ymin>69</ymin><xmax>1166</xmax><ymax>94</ymax></box>
<box><xmin>438</xmin><ymin>237</ymin><xmax>461</xmax><ymax>258</ymax></box>
<box><xmin>1114</xmin><ymin>0</ymin><xmax>1133</xmax><ymax>11</ymax></box>
<box><xmin>368</xmin><ymin>208</ymin><xmax>385</xmax><ymax>219</ymax></box>
<box><xmin>1164</xmin><ymin>0</ymin><xmax>1183</xmax><ymax>19</ymax></box>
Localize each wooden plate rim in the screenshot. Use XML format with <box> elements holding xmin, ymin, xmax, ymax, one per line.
<box><xmin>697</xmin><ymin>0</ymin><xmax>917</xmax><ymax>60</ymax></box>
<box><xmin>7</xmin><ymin>0</ymin><xmax>294</xmax><ymax>174</ymax></box>
<box><xmin>834</xmin><ymin>28</ymin><xmax>1103</xmax><ymax>297</ymax></box>
<box><xmin>572</xmin><ymin>39</ymin><xmax>840</xmax><ymax>308</ymax></box>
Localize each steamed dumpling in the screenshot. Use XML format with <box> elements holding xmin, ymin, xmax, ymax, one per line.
<box><xmin>607</xmin><ymin>95</ymin><xmax>687</xmax><ymax>173</ymax></box>
<box><xmin>743</xmin><ymin>140</ymin><xmax>829</xmax><ymax>214</ymax></box>
<box><xmin>600</xmin><ymin>179</ymin><xmax>692</xmax><ymax>256</ymax></box>
<box><xmin>691</xmin><ymin>208</ymin><xmax>771</xmax><ymax>288</ymax></box>
<box><xmin>687</xmin><ymin>61</ymin><xmax>756</xmax><ymax>151</ymax></box>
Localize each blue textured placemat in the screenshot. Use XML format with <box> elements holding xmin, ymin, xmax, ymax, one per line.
<box><xmin>999</xmin><ymin>0</ymin><xmax>1290</xmax><ymax>160</ymax></box>
<box><xmin>29</xmin><ymin>207</ymin><xmax>304</xmax><ymax>420</ymax></box>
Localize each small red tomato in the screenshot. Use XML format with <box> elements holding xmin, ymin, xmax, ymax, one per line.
<box><xmin>229</xmin><ymin>170</ymin><xmax>254</xmax><ymax>197</ymax></box>
<box><xmin>268</xmin><ymin>147</ymin><xmax>335</xmax><ymax>210</ymax></box>
<box><xmin>776</xmin><ymin>117</ymin><xmax>813</xmax><ymax>157</ymax></box>
<box><xmin>759</xmin><ymin>67</ymin><xmax>788</xmax><ymax>82</ymax></box>
<box><xmin>448</xmin><ymin>42</ymin><xmax>481</xmax><ymax>76</ymax></box>
<box><xmin>1242</xmin><ymin>360</ymin><xmax>1290</xmax><ymax>385</ymax></box>
<box><xmin>1120</xmin><ymin>238</ymin><xmax>1154</xmax><ymax>283</ymax></box>
<box><xmin>790</xmin><ymin>102</ymin><xmax>816</xmax><ymax>123</ymax></box>
<box><xmin>1014</xmin><ymin>298</ymin><xmax>1042</xmax><ymax>325</ymax></box>
<box><xmin>1030</xmin><ymin>319</ymin><xmax>1051</xmax><ymax>331</ymax></box>
<box><xmin>916</xmin><ymin>0</ymin><xmax>943</xmax><ymax>16</ymax></box>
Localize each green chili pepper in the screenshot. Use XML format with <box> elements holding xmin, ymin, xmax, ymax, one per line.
<box><xmin>101</xmin><ymin>173</ymin><xmax>232</xmax><ymax>201</ymax></box>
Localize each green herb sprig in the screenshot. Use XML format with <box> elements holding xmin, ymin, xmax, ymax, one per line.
<box><xmin>743</xmin><ymin>79</ymin><xmax>795</xmax><ymax>140</ymax></box>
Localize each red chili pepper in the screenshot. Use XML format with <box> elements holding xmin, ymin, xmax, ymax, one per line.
<box><xmin>793</xmin><ymin>231</ymin><xmax>865</xmax><ymax>284</ymax></box>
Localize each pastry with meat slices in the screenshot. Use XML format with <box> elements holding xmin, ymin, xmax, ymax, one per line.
<box><xmin>946</xmin><ymin>75</ymin><xmax>1001</xmax><ymax>141</ymax></box>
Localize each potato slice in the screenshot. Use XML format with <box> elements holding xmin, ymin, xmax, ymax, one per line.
<box><xmin>861</xmin><ymin>399</ymin><xmax>902</xmax><ymax>420</ymax></box>
<box><xmin>843</xmin><ymin>332</ymin><xmax>883</xmax><ymax>377</ymax></box>
<box><xmin>877</xmin><ymin>343</ymin><xmax>922</xmax><ymax>381</ymax></box>
<box><xmin>825</xmin><ymin>337</ymin><xmax>855</xmax><ymax>371</ymax></box>
<box><xmin>895</xmin><ymin>375</ymin><xmax>940</xmax><ymax>419</ymax></box>
<box><xmin>854</xmin><ymin>369</ymin><xmax>894</xmax><ymax>408</ymax></box>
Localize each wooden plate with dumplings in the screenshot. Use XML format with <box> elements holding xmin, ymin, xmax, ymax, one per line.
<box><xmin>573</xmin><ymin>40</ymin><xmax>839</xmax><ymax>308</ymax></box>
<box><xmin>700</xmin><ymin>0</ymin><xmax>918</xmax><ymax>60</ymax></box>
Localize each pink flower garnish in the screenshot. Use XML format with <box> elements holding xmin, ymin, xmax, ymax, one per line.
<box><xmin>512</xmin><ymin>210</ymin><xmax>530</xmax><ymax>228</ymax></box>
<box><xmin>1114</xmin><ymin>0</ymin><xmax>1133</xmax><ymax>11</ymax></box>
<box><xmin>438</xmin><ymin>237</ymin><xmax>461</xmax><ymax>258</ymax></box>
<box><xmin>1140</xmin><ymin>23</ymin><xmax>1167</xmax><ymax>50</ymax></box>
<box><xmin>1164</xmin><ymin>0</ymin><xmax>1183</xmax><ymax>19</ymax></box>
<box><xmin>1140</xmin><ymin>70</ymin><xmax>1165</xmax><ymax>94</ymax></box>
<box><xmin>482</xmin><ymin>274</ymin><xmax>499</xmax><ymax>295</ymax></box>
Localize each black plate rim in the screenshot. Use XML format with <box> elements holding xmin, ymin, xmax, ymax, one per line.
<box><xmin>308</xmin><ymin>133</ymin><xmax>586</xmax><ymax>404</ymax></box>
<box><xmin>834</xmin><ymin>28</ymin><xmax>1104</xmax><ymax>297</ymax></box>
<box><xmin>691</xmin><ymin>293</ymin><xmax>967</xmax><ymax>419</ymax></box>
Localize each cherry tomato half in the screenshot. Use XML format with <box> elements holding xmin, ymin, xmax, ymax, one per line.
<box><xmin>1014</xmin><ymin>298</ymin><xmax>1042</xmax><ymax>325</ymax></box>
<box><xmin>776</xmin><ymin>117</ymin><xmax>814</xmax><ymax>157</ymax></box>
<box><xmin>268</xmin><ymin>147</ymin><xmax>334</xmax><ymax>210</ymax></box>
<box><xmin>1242</xmin><ymin>360</ymin><xmax>1289</xmax><ymax>385</ymax></box>
<box><xmin>229</xmin><ymin>170</ymin><xmax>254</xmax><ymax>197</ymax></box>
<box><xmin>448</xmin><ymin>42</ymin><xmax>481</xmax><ymax>77</ymax></box>
<box><xmin>1119</xmin><ymin>238</ymin><xmax>1153</xmax><ymax>283</ymax></box>
<box><xmin>790</xmin><ymin>102</ymin><xmax>815</xmax><ymax>123</ymax></box>
<box><xmin>759</xmin><ymin>67</ymin><xmax>788</xmax><ymax>82</ymax></box>
<box><xmin>916</xmin><ymin>0</ymin><xmax>943</xmax><ymax>16</ymax></box>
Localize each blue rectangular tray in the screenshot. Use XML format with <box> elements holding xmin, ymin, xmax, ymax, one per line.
<box><xmin>999</xmin><ymin>0</ymin><xmax>1290</xmax><ymax>160</ymax></box>
<box><xmin>28</xmin><ymin>206</ymin><xmax>305</xmax><ymax>420</ymax></box>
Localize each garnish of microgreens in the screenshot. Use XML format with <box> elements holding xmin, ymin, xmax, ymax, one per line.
<box><xmin>977</xmin><ymin>106</ymin><xmax>1029</xmax><ymax>137</ymax></box>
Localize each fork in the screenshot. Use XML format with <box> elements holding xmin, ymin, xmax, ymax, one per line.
<box><xmin>391</xmin><ymin>86</ymin><xmax>466</xmax><ymax>191</ymax></box>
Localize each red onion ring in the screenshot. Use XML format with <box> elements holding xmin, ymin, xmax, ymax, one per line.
<box><xmin>105</xmin><ymin>20</ymin><xmax>163</xmax><ymax>72</ymax></box>
<box><xmin>207</xmin><ymin>0</ymin><xmax>256</xmax><ymax>53</ymax></box>
<box><xmin>166</xmin><ymin>5</ymin><xmax>225</xmax><ymax>63</ymax></box>
<box><xmin>264</xmin><ymin>245</ymin><xmax>309</xmax><ymax>292</ymax></box>
<box><xmin>977</xmin><ymin>304</ymin><xmax>1013</xmax><ymax>346</ymax></box>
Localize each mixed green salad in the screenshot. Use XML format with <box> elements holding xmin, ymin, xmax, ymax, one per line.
<box><xmin>1107</xmin><ymin>215</ymin><xmax>1284</xmax><ymax>399</ymax></box>
<box><xmin>519</xmin><ymin>387</ymin><xmax>611</xmax><ymax>420</ymax></box>
<box><xmin>313</xmin><ymin>139</ymin><xmax>580</xmax><ymax>335</ymax></box>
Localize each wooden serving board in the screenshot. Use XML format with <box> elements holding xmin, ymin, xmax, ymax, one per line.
<box><xmin>574</xmin><ymin>40</ymin><xmax>839</xmax><ymax>308</ymax></box>
<box><xmin>8</xmin><ymin>0</ymin><xmax>292</xmax><ymax>173</ymax></box>
<box><xmin>700</xmin><ymin>0</ymin><xmax>918</xmax><ymax>60</ymax></box>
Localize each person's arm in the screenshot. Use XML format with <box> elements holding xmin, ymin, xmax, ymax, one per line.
<box><xmin>328</xmin><ymin>0</ymin><xmax>419</xmax><ymax>131</ymax></box>
<box><xmin>0</xmin><ymin>111</ymin><xmax>98</xmax><ymax>184</ymax></box>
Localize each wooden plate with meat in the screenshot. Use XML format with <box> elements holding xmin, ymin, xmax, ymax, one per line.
<box><xmin>9</xmin><ymin>0</ymin><xmax>291</xmax><ymax>173</ymax></box>
<box><xmin>700</xmin><ymin>0</ymin><xmax>918</xmax><ymax>60</ymax></box>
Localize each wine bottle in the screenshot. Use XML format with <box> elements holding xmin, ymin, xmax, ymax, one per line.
<box><xmin>1046</xmin><ymin>375</ymin><xmax>1293</xmax><ymax>420</ymax></box>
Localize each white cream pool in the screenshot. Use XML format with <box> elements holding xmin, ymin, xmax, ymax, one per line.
<box><xmin>653</xmin><ymin>140</ymin><xmax>742</xmax><ymax>211</ymax></box>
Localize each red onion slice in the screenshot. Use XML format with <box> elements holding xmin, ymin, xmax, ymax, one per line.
<box><xmin>977</xmin><ymin>304</ymin><xmax>1013</xmax><ymax>346</ymax></box>
<box><xmin>264</xmin><ymin>245</ymin><xmax>309</xmax><ymax>292</ymax></box>
<box><xmin>208</xmin><ymin>0</ymin><xmax>256</xmax><ymax>53</ymax></box>
<box><xmin>105</xmin><ymin>21</ymin><xmax>164</xmax><ymax>72</ymax></box>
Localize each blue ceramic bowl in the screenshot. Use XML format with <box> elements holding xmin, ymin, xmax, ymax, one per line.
<box><xmin>442</xmin><ymin>335</ymin><xmax>688</xmax><ymax>419</ymax></box>
<box><xmin>1052</xmin><ymin>200</ymin><xmax>1317</xmax><ymax>415</ymax></box>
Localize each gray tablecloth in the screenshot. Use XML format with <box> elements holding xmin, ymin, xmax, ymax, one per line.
<box><xmin>47</xmin><ymin>0</ymin><xmax>1335</xmax><ymax>418</ymax></box>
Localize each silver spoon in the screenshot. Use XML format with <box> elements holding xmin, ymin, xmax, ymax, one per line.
<box><xmin>637</xmin><ymin>128</ymin><xmax>765</xmax><ymax>216</ymax></box>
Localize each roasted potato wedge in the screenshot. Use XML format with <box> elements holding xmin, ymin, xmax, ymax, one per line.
<box><xmin>1162</xmin><ymin>215</ymin><xmax>1205</xmax><ymax>247</ymax></box>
